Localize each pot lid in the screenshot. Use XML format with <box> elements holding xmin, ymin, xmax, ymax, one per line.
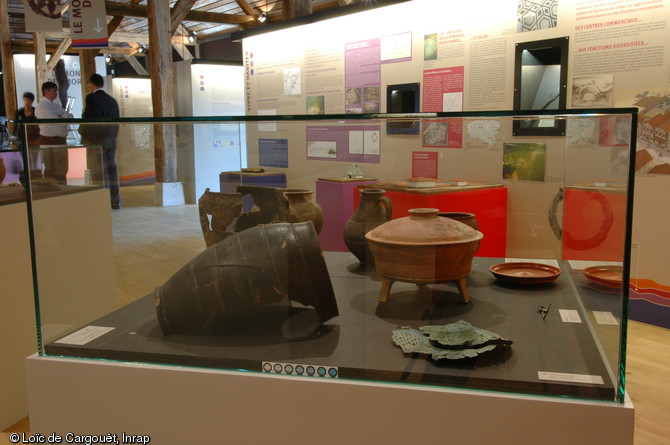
<box><xmin>365</xmin><ymin>208</ymin><xmax>483</xmax><ymax>245</ymax></box>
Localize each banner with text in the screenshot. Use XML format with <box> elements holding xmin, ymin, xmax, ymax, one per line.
<box><xmin>70</xmin><ymin>0</ymin><xmax>108</xmax><ymax>48</ymax></box>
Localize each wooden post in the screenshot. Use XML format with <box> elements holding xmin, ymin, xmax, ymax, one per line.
<box><xmin>79</xmin><ymin>49</ymin><xmax>97</xmax><ymax>109</ymax></box>
<box><xmin>0</xmin><ymin>0</ymin><xmax>17</xmax><ymax>130</ymax></box>
<box><xmin>148</xmin><ymin>0</ymin><xmax>177</xmax><ymax>185</ymax></box>
<box><xmin>34</xmin><ymin>33</ymin><xmax>49</xmax><ymax>100</ymax></box>
<box><xmin>282</xmin><ymin>0</ymin><xmax>312</xmax><ymax>19</ymax></box>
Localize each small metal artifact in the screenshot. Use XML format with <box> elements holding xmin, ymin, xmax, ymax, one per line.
<box><xmin>538</xmin><ymin>304</ymin><xmax>552</xmax><ymax>319</ymax></box>
<box><xmin>392</xmin><ymin>320</ymin><xmax>512</xmax><ymax>361</ymax></box>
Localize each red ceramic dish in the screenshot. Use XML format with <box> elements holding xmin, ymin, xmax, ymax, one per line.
<box><xmin>583</xmin><ymin>265</ymin><xmax>623</xmax><ymax>287</ymax></box>
<box><xmin>490</xmin><ymin>262</ymin><xmax>561</xmax><ymax>284</ymax></box>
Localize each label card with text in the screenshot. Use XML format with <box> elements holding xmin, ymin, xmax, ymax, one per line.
<box><xmin>559</xmin><ymin>309</ymin><xmax>582</xmax><ymax>323</ymax></box>
<box><xmin>593</xmin><ymin>311</ymin><xmax>619</xmax><ymax>325</ymax></box>
<box><xmin>411</xmin><ymin>151</ymin><xmax>438</xmax><ymax>179</ymax></box>
<box><xmin>54</xmin><ymin>326</ymin><xmax>115</xmax><ymax>345</ymax></box>
<box><xmin>538</xmin><ymin>371</ymin><xmax>604</xmax><ymax>385</ymax></box>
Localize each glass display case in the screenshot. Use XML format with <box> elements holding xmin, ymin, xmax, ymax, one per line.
<box><xmin>21</xmin><ymin>109</ymin><xmax>636</xmax><ymax>404</ymax></box>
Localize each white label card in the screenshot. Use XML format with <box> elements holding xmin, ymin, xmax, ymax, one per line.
<box><xmin>505</xmin><ymin>258</ymin><xmax>560</xmax><ymax>268</ymax></box>
<box><xmin>54</xmin><ymin>326</ymin><xmax>115</xmax><ymax>345</ymax></box>
<box><xmin>568</xmin><ymin>260</ymin><xmax>622</xmax><ymax>270</ymax></box>
<box><xmin>593</xmin><ymin>311</ymin><xmax>619</xmax><ymax>326</ymax></box>
<box><xmin>538</xmin><ymin>371</ymin><xmax>604</xmax><ymax>385</ymax></box>
<box><xmin>559</xmin><ymin>309</ymin><xmax>582</xmax><ymax>323</ymax></box>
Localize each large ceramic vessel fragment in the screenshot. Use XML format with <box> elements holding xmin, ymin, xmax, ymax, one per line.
<box><xmin>154</xmin><ymin>222</ymin><xmax>338</xmax><ymax>334</ymax></box>
<box><xmin>365</xmin><ymin>208</ymin><xmax>483</xmax><ymax>303</ymax></box>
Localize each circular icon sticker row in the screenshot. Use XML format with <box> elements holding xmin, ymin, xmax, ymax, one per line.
<box><xmin>262</xmin><ymin>362</ymin><xmax>338</xmax><ymax>378</ymax></box>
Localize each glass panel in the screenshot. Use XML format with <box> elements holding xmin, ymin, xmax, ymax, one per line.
<box><xmin>22</xmin><ymin>109</ymin><xmax>635</xmax><ymax>403</ymax></box>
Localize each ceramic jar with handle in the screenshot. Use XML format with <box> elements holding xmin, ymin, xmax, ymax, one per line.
<box><xmin>343</xmin><ymin>188</ymin><xmax>392</xmax><ymax>265</ymax></box>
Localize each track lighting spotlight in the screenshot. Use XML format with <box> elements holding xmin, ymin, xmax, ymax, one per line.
<box><xmin>137</xmin><ymin>45</ymin><xmax>146</xmax><ymax>54</ymax></box>
<box><xmin>257</xmin><ymin>12</ymin><xmax>267</xmax><ymax>23</ymax></box>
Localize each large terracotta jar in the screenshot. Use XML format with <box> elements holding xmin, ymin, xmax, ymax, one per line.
<box><xmin>343</xmin><ymin>188</ymin><xmax>392</xmax><ymax>265</ymax></box>
<box><xmin>283</xmin><ymin>188</ymin><xmax>324</xmax><ymax>234</ymax></box>
<box><xmin>366</xmin><ymin>208</ymin><xmax>483</xmax><ymax>303</ymax></box>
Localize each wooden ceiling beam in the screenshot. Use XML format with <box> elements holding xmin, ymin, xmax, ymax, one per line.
<box><xmin>170</xmin><ymin>0</ymin><xmax>198</xmax><ymax>34</ymax></box>
<box><xmin>316</xmin><ymin>1</ymin><xmax>342</xmax><ymax>11</ymax></box>
<box><xmin>104</xmin><ymin>1</ymin><xmax>256</xmax><ymax>25</ymax></box>
<box><xmin>107</xmin><ymin>0</ymin><xmax>144</xmax><ymax>35</ymax></box>
<box><xmin>234</xmin><ymin>0</ymin><xmax>257</xmax><ymax>16</ymax></box>
<box><xmin>101</xmin><ymin>47</ymin><xmax>138</xmax><ymax>55</ymax></box>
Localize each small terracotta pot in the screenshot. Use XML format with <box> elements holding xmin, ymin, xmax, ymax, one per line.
<box><xmin>283</xmin><ymin>188</ymin><xmax>324</xmax><ymax>234</ymax></box>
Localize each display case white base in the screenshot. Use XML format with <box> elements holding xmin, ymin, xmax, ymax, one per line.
<box><xmin>154</xmin><ymin>182</ymin><xmax>185</xmax><ymax>207</ymax></box>
<box><xmin>26</xmin><ymin>354</ymin><xmax>634</xmax><ymax>445</ymax></box>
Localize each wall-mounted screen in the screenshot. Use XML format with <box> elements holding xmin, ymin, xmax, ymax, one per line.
<box><xmin>513</xmin><ymin>37</ymin><xmax>569</xmax><ymax>136</ymax></box>
<box><xmin>386</xmin><ymin>82</ymin><xmax>420</xmax><ymax>135</ymax></box>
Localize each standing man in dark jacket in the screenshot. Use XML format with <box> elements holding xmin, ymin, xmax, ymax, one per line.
<box><xmin>80</xmin><ymin>74</ymin><xmax>121</xmax><ymax>209</ymax></box>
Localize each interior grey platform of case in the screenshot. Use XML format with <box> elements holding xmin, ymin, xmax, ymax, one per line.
<box><xmin>45</xmin><ymin>252</ymin><xmax>621</xmax><ymax>401</ymax></box>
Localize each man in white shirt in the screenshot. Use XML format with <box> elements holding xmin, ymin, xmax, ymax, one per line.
<box><xmin>35</xmin><ymin>81</ymin><xmax>72</xmax><ymax>183</ymax></box>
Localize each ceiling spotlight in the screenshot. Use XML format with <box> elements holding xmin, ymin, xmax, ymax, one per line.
<box><xmin>187</xmin><ymin>31</ymin><xmax>197</xmax><ymax>43</ymax></box>
<box><xmin>137</xmin><ymin>45</ymin><xmax>146</xmax><ymax>54</ymax></box>
<box><xmin>257</xmin><ymin>12</ymin><xmax>267</xmax><ymax>23</ymax></box>
<box><xmin>105</xmin><ymin>54</ymin><xmax>112</xmax><ymax>64</ymax></box>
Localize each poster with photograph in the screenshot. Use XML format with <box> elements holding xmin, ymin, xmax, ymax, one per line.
<box><xmin>502</xmin><ymin>143</ymin><xmax>547</xmax><ymax>181</ymax></box>
<box><xmin>307</xmin><ymin>125</ymin><xmax>381</xmax><ymax>162</ymax></box>
<box><xmin>306</xmin><ymin>95</ymin><xmax>325</xmax><ymax>114</ymax></box>
<box><xmin>517</xmin><ymin>0</ymin><xmax>558</xmax><ymax>33</ymax></box>
<box><xmin>463</xmin><ymin>120</ymin><xmax>502</xmax><ymax>148</ymax></box>
<box><xmin>422</xmin><ymin>119</ymin><xmax>463</xmax><ymax>148</ymax></box>
<box><xmin>381</xmin><ymin>32</ymin><xmax>412</xmax><ymax>63</ymax></box>
<box><xmin>284</xmin><ymin>67</ymin><xmax>302</xmax><ymax>95</ymax></box>
<box><xmin>345</xmin><ymin>38</ymin><xmax>381</xmax><ymax>114</ymax></box>
<box><xmin>424</xmin><ymin>33</ymin><xmax>438</xmax><ymax>60</ymax></box>
<box><xmin>572</xmin><ymin>75</ymin><xmax>614</xmax><ymax>107</ymax></box>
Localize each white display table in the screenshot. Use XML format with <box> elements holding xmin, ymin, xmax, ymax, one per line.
<box><xmin>27</xmin><ymin>354</ymin><xmax>634</xmax><ymax>445</ymax></box>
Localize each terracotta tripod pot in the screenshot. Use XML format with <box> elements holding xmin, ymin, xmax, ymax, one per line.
<box><xmin>366</xmin><ymin>208</ymin><xmax>483</xmax><ymax>303</ymax></box>
<box><xmin>343</xmin><ymin>188</ymin><xmax>392</xmax><ymax>265</ymax></box>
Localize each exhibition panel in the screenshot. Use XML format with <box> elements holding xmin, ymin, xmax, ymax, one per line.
<box><xmin>21</xmin><ymin>109</ymin><xmax>635</xmax><ymax>403</ymax></box>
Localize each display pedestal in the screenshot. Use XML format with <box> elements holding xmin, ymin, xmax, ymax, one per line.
<box><xmin>0</xmin><ymin>203</ymin><xmax>36</xmax><ymax>429</ymax></box>
<box><xmin>27</xmin><ymin>354</ymin><xmax>634</xmax><ymax>445</ymax></box>
<box><xmin>316</xmin><ymin>177</ymin><xmax>378</xmax><ymax>251</ymax></box>
<box><xmin>0</xmin><ymin>187</ymin><xmax>116</xmax><ymax>429</ymax></box>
